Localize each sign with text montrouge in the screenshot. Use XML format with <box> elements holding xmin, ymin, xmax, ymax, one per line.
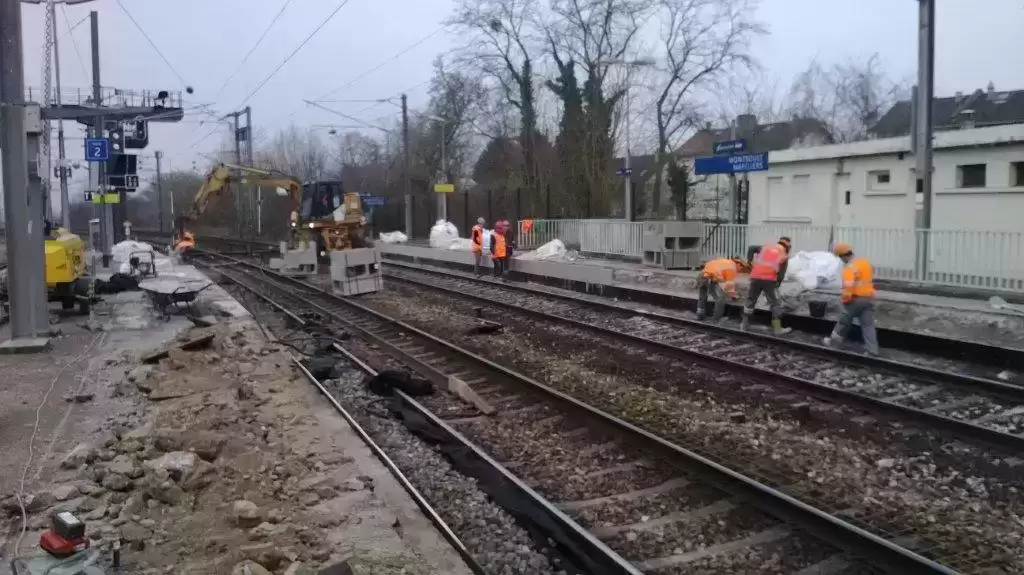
<box><xmin>693</xmin><ymin>152</ymin><xmax>769</xmax><ymax>175</ymax></box>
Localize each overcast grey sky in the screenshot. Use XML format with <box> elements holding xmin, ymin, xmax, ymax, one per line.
<box><xmin>17</xmin><ymin>0</ymin><xmax>1023</xmax><ymax>199</ymax></box>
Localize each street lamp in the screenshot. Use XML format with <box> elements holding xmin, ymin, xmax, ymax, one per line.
<box><xmin>601</xmin><ymin>58</ymin><xmax>655</xmax><ymax>221</ymax></box>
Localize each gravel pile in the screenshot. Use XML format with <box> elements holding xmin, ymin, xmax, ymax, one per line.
<box><xmin>367</xmin><ymin>286</ymin><xmax>1024</xmax><ymax>574</ymax></box>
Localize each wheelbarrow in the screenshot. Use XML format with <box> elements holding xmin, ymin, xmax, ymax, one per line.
<box><xmin>138</xmin><ymin>277</ymin><xmax>213</xmax><ymax>320</ymax></box>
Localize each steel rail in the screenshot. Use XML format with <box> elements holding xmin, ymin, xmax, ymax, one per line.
<box><xmin>381</xmin><ymin>263</ymin><xmax>1024</xmax><ymax>451</ymax></box>
<box><xmin>207</xmin><ymin>257</ymin><xmax>642</xmax><ymax>575</ymax></box>
<box><xmin>196</xmin><ymin>250</ymin><xmax>958</xmax><ymax>575</ymax></box>
<box><xmin>214</xmin><ymin>262</ymin><xmax>488</xmax><ymax>575</ymax></box>
<box><xmin>386</xmin><ymin>260</ymin><xmax>1021</xmax><ymax>394</ymax></box>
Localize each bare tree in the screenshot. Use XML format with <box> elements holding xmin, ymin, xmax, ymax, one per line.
<box><xmin>417</xmin><ymin>57</ymin><xmax>489</xmax><ymax>185</ymax></box>
<box><xmin>786</xmin><ymin>53</ymin><xmax>907</xmax><ymax>142</ymax></box>
<box><xmin>256</xmin><ymin>125</ymin><xmax>330</xmax><ymax>181</ymax></box>
<box><xmin>649</xmin><ymin>0</ymin><xmax>764</xmax><ymax>215</ymax></box>
<box><xmin>449</xmin><ymin>0</ymin><xmax>543</xmax><ymax>199</ymax></box>
<box><xmin>546</xmin><ymin>0</ymin><xmax>652</xmax><ymax>216</ymax></box>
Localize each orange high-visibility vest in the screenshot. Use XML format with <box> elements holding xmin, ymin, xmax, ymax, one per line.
<box><xmin>471</xmin><ymin>225</ymin><xmax>483</xmax><ymax>254</ymax></box>
<box><xmin>749</xmin><ymin>243</ymin><xmax>786</xmax><ymax>281</ymax></box>
<box><xmin>492</xmin><ymin>233</ymin><xmax>507</xmax><ymax>258</ymax></box>
<box><xmin>702</xmin><ymin>258</ymin><xmax>738</xmax><ymax>283</ymax></box>
<box><xmin>841</xmin><ymin>257</ymin><xmax>876</xmax><ymax>302</ymax></box>
<box><xmin>522</xmin><ymin>219</ymin><xmax>534</xmax><ymax>233</ymax></box>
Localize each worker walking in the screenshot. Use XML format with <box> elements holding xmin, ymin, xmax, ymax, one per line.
<box><xmin>490</xmin><ymin>222</ymin><xmax>509</xmax><ymax>280</ymax></box>
<box><xmin>741</xmin><ymin>237</ymin><xmax>792</xmax><ymax>334</ymax></box>
<box><xmin>471</xmin><ymin>217</ymin><xmax>486</xmax><ymax>277</ymax></box>
<box><xmin>697</xmin><ymin>258</ymin><xmax>739</xmax><ymax>322</ymax></box>
<box><xmin>824</xmin><ymin>243</ymin><xmax>879</xmax><ymax>356</ymax></box>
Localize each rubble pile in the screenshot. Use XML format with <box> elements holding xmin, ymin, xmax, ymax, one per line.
<box><xmin>0</xmin><ymin>323</ymin><xmax>427</xmax><ymax>574</ymax></box>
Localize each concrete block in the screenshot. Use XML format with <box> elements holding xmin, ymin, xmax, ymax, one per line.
<box><xmin>0</xmin><ymin>337</ymin><xmax>51</xmax><ymax>354</ymax></box>
<box><xmin>331</xmin><ymin>248</ymin><xmax>383</xmax><ymax>296</ymax></box>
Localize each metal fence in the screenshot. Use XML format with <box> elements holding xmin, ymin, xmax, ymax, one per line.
<box><xmin>518</xmin><ymin>219</ymin><xmax>1024</xmax><ymax>292</ymax></box>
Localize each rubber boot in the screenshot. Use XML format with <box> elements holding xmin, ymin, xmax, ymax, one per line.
<box><xmin>771</xmin><ymin>318</ymin><xmax>792</xmax><ymax>335</ymax></box>
<box><xmin>739</xmin><ymin>315</ymin><xmax>750</xmax><ymax>331</ymax></box>
<box><xmin>823</xmin><ymin>330</ymin><xmax>841</xmax><ymax>347</ymax></box>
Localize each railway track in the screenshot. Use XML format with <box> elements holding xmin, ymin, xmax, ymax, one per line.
<box><xmin>194</xmin><ymin>250</ymin><xmax>964</xmax><ymax>575</ymax></box>
<box><xmin>382</xmin><ymin>262</ymin><xmax>1024</xmax><ymax>451</ymax></box>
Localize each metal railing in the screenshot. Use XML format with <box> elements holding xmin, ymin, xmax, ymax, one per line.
<box><xmin>519</xmin><ymin>219</ymin><xmax>1024</xmax><ymax>292</ymax></box>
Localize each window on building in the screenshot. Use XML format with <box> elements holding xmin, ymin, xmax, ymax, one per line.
<box><xmin>957</xmin><ymin>164</ymin><xmax>987</xmax><ymax>188</ymax></box>
<box><xmin>1012</xmin><ymin>162</ymin><xmax>1024</xmax><ymax>187</ymax></box>
<box><xmin>868</xmin><ymin>170</ymin><xmax>891</xmax><ymax>190</ymax></box>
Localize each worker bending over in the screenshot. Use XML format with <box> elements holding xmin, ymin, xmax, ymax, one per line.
<box><xmin>697</xmin><ymin>258</ymin><xmax>739</xmax><ymax>322</ymax></box>
<box><xmin>471</xmin><ymin>217</ymin><xmax>486</xmax><ymax>277</ymax></box>
<box><xmin>741</xmin><ymin>237</ymin><xmax>792</xmax><ymax>335</ymax></box>
<box><xmin>824</xmin><ymin>243</ymin><xmax>879</xmax><ymax>356</ymax></box>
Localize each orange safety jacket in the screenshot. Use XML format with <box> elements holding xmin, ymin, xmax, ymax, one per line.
<box><xmin>471</xmin><ymin>225</ymin><xmax>484</xmax><ymax>254</ymax></box>
<box><xmin>841</xmin><ymin>257</ymin><xmax>875</xmax><ymax>303</ymax></box>
<box><xmin>491</xmin><ymin>233</ymin><xmax>507</xmax><ymax>259</ymax></box>
<box><xmin>702</xmin><ymin>258</ymin><xmax>738</xmax><ymax>283</ymax></box>
<box><xmin>749</xmin><ymin>243</ymin><xmax>787</xmax><ymax>281</ymax></box>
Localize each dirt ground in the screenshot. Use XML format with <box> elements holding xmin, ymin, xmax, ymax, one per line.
<box><xmin>0</xmin><ymin>319</ymin><xmax>469</xmax><ymax>574</ymax></box>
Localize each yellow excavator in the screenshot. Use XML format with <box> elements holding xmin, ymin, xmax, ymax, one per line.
<box><xmin>172</xmin><ymin>163</ymin><xmax>368</xmax><ymax>258</ymax></box>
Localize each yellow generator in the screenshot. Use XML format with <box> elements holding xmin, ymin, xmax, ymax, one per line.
<box><xmin>45</xmin><ymin>229</ymin><xmax>89</xmax><ymax>313</ymax></box>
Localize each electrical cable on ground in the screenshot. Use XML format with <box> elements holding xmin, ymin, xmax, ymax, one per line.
<box><xmin>115</xmin><ymin>0</ymin><xmax>189</xmax><ymax>87</ymax></box>
<box><xmin>12</xmin><ymin>331</ymin><xmax>106</xmax><ymax>557</ymax></box>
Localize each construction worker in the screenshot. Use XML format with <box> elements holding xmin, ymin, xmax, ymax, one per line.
<box><xmin>824</xmin><ymin>243</ymin><xmax>879</xmax><ymax>356</ymax></box>
<box><xmin>741</xmin><ymin>237</ymin><xmax>792</xmax><ymax>334</ymax></box>
<box><xmin>697</xmin><ymin>258</ymin><xmax>739</xmax><ymax>322</ymax></box>
<box><xmin>490</xmin><ymin>222</ymin><xmax>509</xmax><ymax>279</ymax></box>
<box><xmin>471</xmin><ymin>217</ymin><xmax>486</xmax><ymax>276</ymax></box>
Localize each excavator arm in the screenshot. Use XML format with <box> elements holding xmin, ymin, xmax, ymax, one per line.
<box><xmin>174</xmin><ymin>163</ymin><xmax>301</xmax><ymax>244</ymax></box>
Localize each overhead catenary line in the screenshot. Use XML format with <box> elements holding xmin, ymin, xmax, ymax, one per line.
<box><xmin>60</xmin><ymin>6</ymin><xmax>88</xmax><ymax>84</ymax></box>
<box><xmin>115</xmin><ymin>0</ymin><xmax>189</xmax><ymax>87</ymax></box>
<box><xmin>186</xmin><ymin>0</ymin><xmax>352</xmax><ymax>152</ymax></box>
<box><xmin>211</xmin><ymin>0</ymin><xmax>295</xmax><ymax>101</ymax></box>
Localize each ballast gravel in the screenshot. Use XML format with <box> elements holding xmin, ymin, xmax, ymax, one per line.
<box><xmin>324</xmin><ymin>370</ymin><xmax>563</xmax><ymax>575</ymax></box>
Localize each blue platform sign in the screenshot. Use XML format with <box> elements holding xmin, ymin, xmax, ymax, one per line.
<box><xmin>85</xmin><ymin>138</ymin><xmax>110</xmax><ymax>162</ymax></box>
<box><xmin>713</xmin><ymin>139</ymin><xmax>746</xmax><ymax>154</ymax></box>
<box><xmin>362</xmin><ymin>196</ymin><xmax>386</xmax><ymax>207</ymax></box>
<box><xmin>693</xmin><ymin>152</ymin><xmax>769</xmax><ymax>175</ymax></box>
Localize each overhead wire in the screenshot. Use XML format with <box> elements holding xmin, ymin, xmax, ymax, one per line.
<box><xmin>115</xmin><ymin>0</ymin><xmax>189</xmax><ymax>87</ymax></box>
<box><xmin>186</xmin><ymin>0</ymin><xmax>352</xmax><ymax>152</ymax></box>
<box><xmin>211</xmin><ymin>0</ymin><xmax>295</xmax><ymax>102</ymax></box>
<box><xmin>60</xmin><ymin>6</ymin><xmax>88</xmax><ymax>81</ymax></box>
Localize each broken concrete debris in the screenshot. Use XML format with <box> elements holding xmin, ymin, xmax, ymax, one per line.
<box><xmin>0</xmin><ymin>322</ymin><xmax>438</xmax><ymax>574</ymax></box>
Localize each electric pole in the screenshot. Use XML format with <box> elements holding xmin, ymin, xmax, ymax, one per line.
<box><xmin>155</xmin><ymin>150</ymin><xmax>164</xmax><ymax>232</ymax></box>
<box><xmin>914</xmin><ymin>0</ymin><xmax>935</xmax><ymax>278</ymax></box>
<box><xmin>89</xmin><ymin>10</ymin><xmax>113</xmax><ymax>264</ymax></box>
<box><xmin>0</xmin><ymin>0</ymin><xmax>48</xmax><ymax>351</ymax></box>
<box><xmin>402</xmin><ymin>93</ymin><xmax>411</xmax><ymax>237</ymax></box>
<box><xmin>48</xmin><ymin>1</ymin><xmax>72</xmax><ymax>230</ymax></box>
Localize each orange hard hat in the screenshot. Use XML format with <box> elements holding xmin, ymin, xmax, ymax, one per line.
<box><xmin>832</xmin><ymin>242</ymin><xmax>853</xmax><ymax>256</ymax></box>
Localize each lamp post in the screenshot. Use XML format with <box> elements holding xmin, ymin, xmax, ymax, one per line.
<box><xmin>421</xmin><ymin>115</ymin><xmax>450</xmax><ymax>221</ymax></box>
<box><xmin>600</xmin><ymin>58</ymin><xmax>655</xmax><ymax>221</ymax></box>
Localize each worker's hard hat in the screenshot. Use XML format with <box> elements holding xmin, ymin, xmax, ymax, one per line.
<box><xmin>477</xmin><ymin>217</ymin><xmax>485</xmax><ymax>225</ymax></box>
<box><xmin>832</xmin><ymin>242</ymin><xmax>853</xmax><ymax>256</ymax></box>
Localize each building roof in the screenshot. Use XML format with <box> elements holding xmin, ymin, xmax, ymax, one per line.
<box><xmin>768</xmin><ymin>123</ymin><xmax>1024</xmax><ymax>165</ymax></box>
<box><xmin>870</xmin><ymin>88</ymin><xmax>1024</xmax><ymax>137</ymax></box>
<box><xmin>677</xmin><ymin>116</ymin><xmax>833</xmax><ymax>158</ymax></box>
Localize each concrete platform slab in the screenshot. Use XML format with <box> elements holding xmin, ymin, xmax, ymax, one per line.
<box><xmin>378</xmin><ymin>243</ymin><xmax>1024</xmax><ymax>349</ymax></box>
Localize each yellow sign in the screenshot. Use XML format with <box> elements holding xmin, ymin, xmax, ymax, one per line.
<box><xmin>90</xmin><ymin>192</ymin><xmax>120</xmax><ymax>204</ymax></box>
<box><xmin>433</xmin><ymin>183</ymin><xmax>455</xmax><ymax>193</ymax></box>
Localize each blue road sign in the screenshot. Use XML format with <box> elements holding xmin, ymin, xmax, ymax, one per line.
<box><xmin>616</xmin><ymin>167</ymin><xmax>633</xmax><ymax>176</ymax></box>
<box><xmin>362</xmin><ymin>196</ymin><xmax>386</xmax><ymax>207</ymax></box>
<box><xmin>693</xmin><ymin>152</ymin><xmax>769</xmax><ymax>175</ymax></box>
<box><xmin>85</xmin><ymin>138</ymin><xmax>110</xmax><ymax>162</ymax></box>
<box><xmin>713</xmin><ymin>139</ymin><xmax>746</xmax><ymax>154</ymax></box>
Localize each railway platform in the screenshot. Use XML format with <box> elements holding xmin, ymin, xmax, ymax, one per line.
<box><xmin>0</xmin><ymin>253</ymin><xmax>473</xmax><ymax>574</ymax></box>
<box><xmin>378</xmin><ymin>242</ymin><xmax>1024</xmax><ymax>352</ymax></box>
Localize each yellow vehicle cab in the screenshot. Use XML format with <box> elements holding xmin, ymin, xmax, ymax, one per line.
<box><xmin>45</xmin><ymin>228</ymin><xmax>89</xmax><ymax>313</ymax></box>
